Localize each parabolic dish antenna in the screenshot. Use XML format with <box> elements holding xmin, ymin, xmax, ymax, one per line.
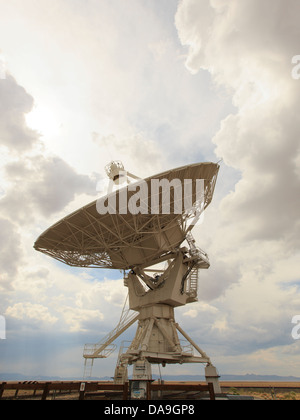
<box><xmin>34</xmin><ymin>162</ymin><xmax>219</xmax><ymax>270</ymax></box>
<box><xmin>34</xmin><ymin>161</ymin><xmax>222</xmax><ymax>396</ymax></box>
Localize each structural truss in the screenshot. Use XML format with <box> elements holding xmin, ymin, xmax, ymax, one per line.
<box><xmin>34</xmin><ymin>162</ymin><xmax>219</xmax><ymax>270</ymax></box>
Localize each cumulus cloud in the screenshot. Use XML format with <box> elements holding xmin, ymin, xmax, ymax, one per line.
<box><xmin>175</xmin><ymin>0</ymin><xmax>300</xmax><ymax>271</ymax></box>
<box><xmin>5</xmin><ymin>302</ymin><xmax>58</xmax><ymax>326</ymax></box>
<box><xmin>0</xmin><ymin>65</ymin><xmax>103</xmax><ymax>337</ymax></box>
<box><xmin>0</xmin><ymin>68</ymin><xmax>98</xmax><ymax>228</ymax></box>
<box><xmin>57</xmin><ymin>306</ymin><xmax>104</xmax><ymax>333</ymax></box>
<box><xmin>0</xmin><ymin>75</ymin><xmax>39</xmax><ymax>153</ymax></box>
<box><xmin>0</xmin><ymin>217</ymin><xmax>22</xmax><ymax>290</ymax></box>
<box><xmin>1</xmin><ymin>154</ymin><xmax>97</xmax><ymax>224</ymax></box>
<box><xmin>1</xmin><ymin>0</ymin><xmax>299</xmax><ymax>378</ymax></box>
<box><xmin>4</xmin><ymin>260</ymin><xmax>127</xmax><ymax>336</ymax></box>
<box><xmin>175</xmin><ymin>0</ymin><xmax>300</xmax><ymax>370</ymax></box>
<box><xmin>76</xmin><ymin>278</ymin><xmax>127</xmax><ymax>308</ymax></box>
<box><xmin>176</xmin><ymin>0</ymin><xmax>300</xmax><ymax>244</ymax></box>
<box><xmin>92</xmin><ymin>133</ymin><xmax>164</xmax><ymax>178</ymax></box>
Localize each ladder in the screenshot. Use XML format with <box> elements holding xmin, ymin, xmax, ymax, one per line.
<box><xmin>83</xmin><ymin>358</ymin><xmax>94</xmax><ymax>379</ymax></box>
<box><xmin>114</xmin><ymin>341</ymin><xmax>131</xmax><ymax>384</ymax></box>
<box><xmin>83</xmin><ymin>295</ymin><xmax>139</xmax><ymax>379</ymax></box>
<box><xmin>83</xmin><ymin>311</ymin><xmax>138</xmax><ymax>359</ymax></box>
<box><xmin>187</xmin><ymin>268</ymin><xmax>198</xmax><ymax>298</ymax></box>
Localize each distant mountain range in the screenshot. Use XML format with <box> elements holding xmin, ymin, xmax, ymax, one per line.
<box><xmin>1</xmin><ymin>372</ymin><xmax>300</xmax><ymax>382</ymax></box>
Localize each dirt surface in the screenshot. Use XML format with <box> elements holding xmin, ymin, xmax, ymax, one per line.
<box><xmin>220</xmin><ymin>382</ymin><xmax>300</xmax><ymax>400</ymax></box>
<box><xmin>2</xmin><ymin>381</ymin><xmax>300</xmax><ymax>400</ymax></box>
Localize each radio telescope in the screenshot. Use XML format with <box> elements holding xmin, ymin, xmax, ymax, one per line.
<box><xmin>34</xmin><ymin>161</ymin><xmax>221</xmax><ymax>393</ymax></box>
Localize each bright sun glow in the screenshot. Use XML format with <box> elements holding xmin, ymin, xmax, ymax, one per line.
<box><xmin>26</xmin><ymin>105</ymin><xmax>61</xmax><ymax>138</ymax></box>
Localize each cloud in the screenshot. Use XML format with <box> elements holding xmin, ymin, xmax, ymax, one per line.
<box><xmin>176</xmin><ymin>0</ymin><xmax>300</xmax><ymax>243</ymax></box>
<box><xmin>2</xmin><ymin>258</ymin><xmax>128</xmax><ymax>349</ymax></box>
<box><xmin>57</xmin><ymin>306</ymin><xmax>104</xmax><ymax>333</ymax></box>
<box><xmin>5</xmin><ymin>302</ymin><xmax>58</xmax><ymax>326</ymax></box>
<box><xmin>0</xmin><ymin>67</ymin><xmax>102</xmax><ymax>314</ymax></box>
<box><xmin>1</xmin><ymin>0</ymin><xmax>299</xmax><ymax>378</ymax></box>
<box><xmin>0</xmin><ymin>71</ymin><xmax>99</xmax><ymax>233</ymax></box>
<box><xmin>197</xmin><ymin>256</ymin><xmax>241</xmax><ymax>301</ymax></box>
<box><xmin>175</xmin><ymin>0</ymin><xmax>300</xmax><ymax>371</ymax></box>
<box><xmin>1</xmin><ymin>154</ymin><xmax>97</xmax><ymax>224</ymax></box>
<box><xmin>10</xmin><ymin>267</ymin><xmax>51</xmax><ymax>302</ymax></box>
<box><xmin>92</xmin><ymin>133</ymin><xmax>164</xmax><ymax>178</ymax></box>
<box><xmin>0</xmin><ymin>75</ymin><xmax>39</xmax><ymax>153</ymax></box>
<box><xmin>0</xmin><ymin>217</ymin><xmax>22</xmax><ymax>290</ymax></box>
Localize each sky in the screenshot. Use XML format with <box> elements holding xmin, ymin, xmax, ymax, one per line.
<box><xmin>0</xmin><ymin>0</ymin><xmax>300</xmax><ymax>380</ymax></box>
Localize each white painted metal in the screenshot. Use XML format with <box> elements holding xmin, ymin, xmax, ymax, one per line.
<box><xmin>35</xmin><ymin>161</ymin><xmax>221</xmax><ymax>392</ymax></box>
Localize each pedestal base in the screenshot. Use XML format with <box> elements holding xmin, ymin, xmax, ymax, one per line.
<box><xmin>205</xmin><ymin>364</ymin><xmax>221</xmax><ymax>394</ymax></box>
<box><xmin>122</xmin><ymin>304</ymin><xmax>210</xmax><ymax>365</ymax></box>
<box><xmin>114</xmin><ymin>304</ymin><xmax>221</xmax><ymax>393</ymax></box>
